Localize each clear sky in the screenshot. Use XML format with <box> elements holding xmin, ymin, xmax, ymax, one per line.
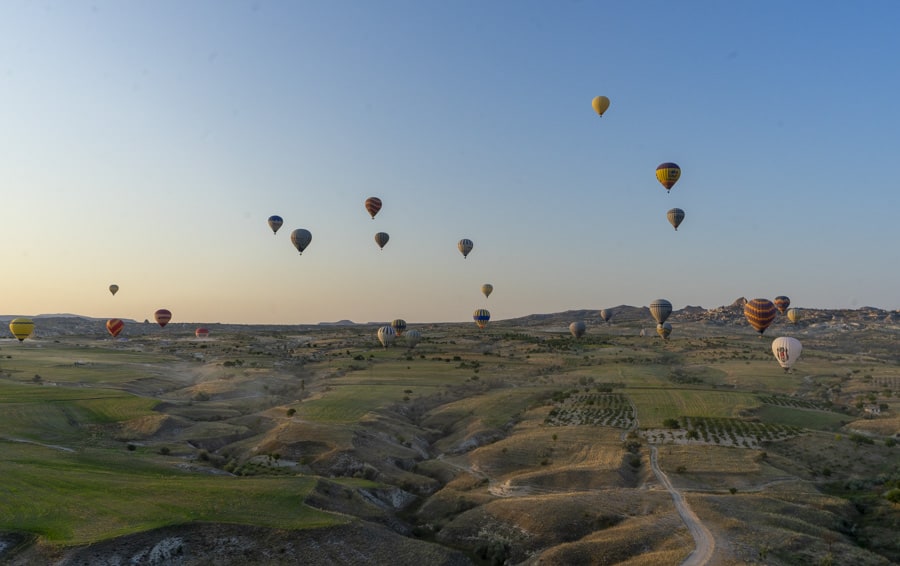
<box><xmin>2</xmin><ymin>1</ymin><xmax>899</xmax><ymax>324</ymax></box>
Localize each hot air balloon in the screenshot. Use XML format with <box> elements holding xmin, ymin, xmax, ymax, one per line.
<box><xmin>667</xmin><ymin>208</ymin><xmax>685</xmax><ymax>231</ymax></box>
<box><xmin>391</xmin><ymin>318</ymin><xmax>407</xmax><ymax>336</ymax></box>
<box><xmin>569</xmin><ymin>321</ymin><xmax>586</xmax><ymax>338</ymax></box>
<box><xmin>154</xmin><ymin>309</ymin><xmax>172</xmax><ymax>328</ymax></box>
<box><xmin>405</xmin><ymin>329</ymin><xmax>422</xmax><ymax>349</ymax></box>
<box><xmin>458</xmin><ymin>239</ymin><xmax>474</xmax><ymax>259</ymax></box>
<box><xmin>774</xmin><ymin>296</ymin><xmax>791</xmax><ymax>314</ymax></box>
<box><xmin>599</xmin><ymin>309</ymin><xmax>613</xmax><ymax>324</ymax></box>
<box><xmin>771</xmin><ymin>336</ymin><xmax>802</xmax><ymax>372</ymax></box>
<box><xmin>195</xmin><ymin>328</ymin><xmax>210</xmax><ymax>338</ymax></box>
<box><xmin>267</xmin><ymin>215</ymin><xmax>283</xmax><ymax>235</ymax></box>
<box><xmin>656</xmin><ymin>162</ymin><xmax>681</xmax><ymax>193</ymax></box>
<box><xmin>9</xmin><ymin>317</ymin><xmax>34</xmax><ymax>341</ymax></box>
<box><xmin>109</xmin><ymin>284</ymin><xmax>119</xmax><ymax>296</ymax></box>
<box><xmin>482</xmin><ymin>284</ymin><xmax>493</xmax><ymax>298</ymax></box>
<box><xmin>290</xmin><ymin>229</ymin><xmax>312</xmax><ymax>254</ymax></box>
<box><xmin>375</xmin><ymin>232</ymin><xmax>390</xmax><ymax>250</ymax></box>
<box><xmin>744</xmin><ymin>299</ymin><xmax>777</xmax><ymax>335</ymax></box>
<box><xmin>377</xmin><ymin>325</ymin><xmax>396</xmax><ymax>348</ymax></box>
<box><xmin>649</xmin><ymin>299</ymin><xmax>673</xmax><ymax>325</ymax></box>
<box><xmin>365</xmin><ymin>197</ymin><xmax>382</xmax><ymax>219</ymax></box>
<box><xmin>591</xmin><ymin>96</ymin><xmax>610</xmax><ymax>117</ymax></box>
<box><xmin>106</xmin><ymin>318</ymin><xmax>124</xmax><ymax>338</ymax></box>
<box><xmin>657</xmin><ymin>322</ymin><xmax>673</xmax><ymax>340</ymax></box>
<box><xmin>473</xmin><ymin>308</ymin><xmax>490</xmax><ymax>329</ymax></box>
<box><xmin>786</xmin><ymin>308</ymin><xmax>801</xmax><ymax>324</ymax></box>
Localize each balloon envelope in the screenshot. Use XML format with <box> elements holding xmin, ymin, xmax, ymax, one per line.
<box><xmin>405</xmin><ymin>329</ymin><xmax>422</xmax><ymax>348</ymax></box>
<box><xmin>195</xmin><ymin>327</ymin><xmax>210</xmax><ymax>338</ymax></box>
<box><xmin>667</xmin><ymin>208</ymin><xmax>685</xmax><ymax>231</ymax></box>
<box><xmin>473</xmin><ymin>308</ymin><xmax>490</xmax><ymax>329</ymax></box>
<box><xmin>458</xmin><ymin>239</ymin><xmax>474</xmax><ymax>258</ymax></box>
<box><xmin>375</xmin><ymin>232</ymin><xmax>390</xmax><ymax>250</ymax></box>
<box><xmin>481</xmin><ymin>284</ymin><xmax>493</xmax><ymax>298</ymax></box>
<box><xmin>656</xmin><ymin>162</ymin><xmax>681</xmax><ymax>192</ymax></box>
<box><xmin>267</xmin><ymin>215</ymin><xmax>283</xmax><ymax>235</ymax></box>
<box><xmin>569</xmin><ymin>321</ymin><xmax>586</xmax><ymax>338</ymax></box>
<box><xmin>109</xmin><ymin>284</ymin><xmax>119</xmax><ymax>296</ymax></box>
<box><xmin>599</xmin><ymin>309</ymin><xmax>613</xmax><ymax>323</ymax></box>
<box><xmin>106</xmin><ymin>318</ymin><xmax>124</xmax><ymax>338</ymax></box>
<box><xmin>591</xmin><ymin>96</ymin><xmax>610</xmax><ymax>117</ymax></box>
<box><xmin>365</xmin><ymin>197</ymin><xmax>382</xmax><ymax>219</ymax></box>
<box><xmin>290</xmin><ymin>229</ymin><xmax>312</xmax><ymax>254</ymax></box>
<box><xmin>9</xmin><ymin>317</ymin><xmax>34</xmax><ymax>341</ymax></box>
<box><xmin>772</xmin><ymin>336</ymin><xmax>802</xmax><ymax>371</ymax></box>
<box><xmin>774</xmin><ymin>296</ymin><xmax>791</xmax><ymax>314</ymax></box>
<box><xmin>377</xmin><ymin>325</ymin><xmax>396</xmax><ymax>347</ymax></box>
<box><xmin>786</xmin><ymin>308</ymin><xmax>801</xmax><ymax>324</ymax></box>
<box><xmin>657</xmin><ymin>322</ymin><xmax>673</xmax><ymax>340</ymax></box>
<box><xmin>649</xmin><ymin>299</ymin><xmax>673</xmax><ymax>325</ymax></box>
<box><xmin>744</xmin><ymin>299</ymin><xmax>777</xmax><ymax>335</ymax></box>
<box><xmin>391</xmin><ymin>318</ymin><xmax>407</xmax><ymax>336</ymax></box>
<box><xmin>154</xmin><ymin>309</ymin><xmax>172</xmax><ymax>328</ymax></box>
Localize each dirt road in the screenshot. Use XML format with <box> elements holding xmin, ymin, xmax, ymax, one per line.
<box><xmin>649</xmin><ymin>446</ymin><xmax>715</xmax><ymax>566</ymax></box>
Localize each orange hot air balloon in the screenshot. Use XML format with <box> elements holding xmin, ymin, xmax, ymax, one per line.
<box><xmin>154</xmin><ymin>309</ymin><xmax>172</xmax><ymax>328</ymax></box>
<box><xmin>106</xmin><ymin>318</ymin><xmax>124</xmax><ymax>338</ymax></box>
<box><xmin>774</xmin><ymin>296</ymin><xmax>791</xmax><ymax>314</ymax></box>
<box><xmin>365</xmin><ymin>197</ymin><xmax>382</xmax><ymax>219</ymax></box>
<box><xmin>195</xmin><ymin>327</ymin><xmax>210</xmax><ymax>338</ymax></box>
<box><xmin>744</xmin><ymin>299</ymin><xmax>777</xmax><ymax>336</ymax></box>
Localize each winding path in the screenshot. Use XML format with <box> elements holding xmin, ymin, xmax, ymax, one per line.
<box><xmin>649</xmin><ymin>446</ymin><xmax>715</xmax><ymax>566</ymax></box>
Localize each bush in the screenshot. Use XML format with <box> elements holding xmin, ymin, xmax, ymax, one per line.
<box><xmin>663</xmin><ymin>418</ymin><xmax>680</xmax><ymax>429</ymax></box>
<box><xmin>159</xmin><ymin>446</ymin><xmax>171</xmax><ymax>455</ymax></box>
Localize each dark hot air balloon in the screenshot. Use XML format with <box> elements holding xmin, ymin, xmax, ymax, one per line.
<box><xmin>154</xmin><ymin>309</ymin><xmax>172</xmax><ymax>328</ymax></box>
<box><xmin>106</xmin><ymin>318</ymin><xmax>124</xmax><ymax>338</ymax></box>
<box><xmin>365</xmin><ymin>197</ymin><xmax>382</xmax><ymax>219</ymax></box>
<box><xmin>290</xmin><ymin>229</ymin><xmax>312</xmax><ymax>254</ymax></box>
<box><xmin>267</xmin><ymin>215</ymin><xmax>283</xmax><ymax>235</ymax></box>
<box><xmin>744</xmin><ymin>299</ymin><xmax>777</xmax><ymax>335</ymax></box>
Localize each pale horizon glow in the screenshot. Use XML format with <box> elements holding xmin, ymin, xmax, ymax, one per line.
<box><xmin>2</xmin><ymin>1</ymin><xmax>899</xmax><ymax>324</ymax></box>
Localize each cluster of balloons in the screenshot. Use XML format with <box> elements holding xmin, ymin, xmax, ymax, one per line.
<box><xmin>376</xmin><ymin>324</ymin><xmax>422</xmax><ymax>348</ymax></box>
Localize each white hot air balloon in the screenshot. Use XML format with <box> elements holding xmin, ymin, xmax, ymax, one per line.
<box><xmin>569</xmin><ymin>321</ymin><xmax>586</xmax><ymax>338</ymax></box>
<box><xmin>771</xmin><ymin>336</ymin><xmax>802</xmax><ymax>372</ymax></box>
<box><xmin>405</xmin><ymin>329</ymin><xmax>422</xmax><ymax>348</ymax></box>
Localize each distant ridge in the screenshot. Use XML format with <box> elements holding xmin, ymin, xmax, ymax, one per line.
<box><xmin>318</xmin><ymin>320</ymin><xmax>356</xmax><ymax>326</ymax></box>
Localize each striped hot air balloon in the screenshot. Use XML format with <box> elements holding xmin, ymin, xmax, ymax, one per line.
<box><xmin>377</xmin><ymin>325</ymin><xmax>396</xmax><ymax>348</ymax></box>
<box><xmin>656</xmin><ymin>162</ymin><xmax>681</xmax><ymax>192</ymax></box>
<box><xmin>365</xmin><ymin>197</ymin><xmax>382</xmax><ymax>219</ymax></box>
<box><xmin>786</xmin><ymin>308</ymin><xmax>801</xmax><ymax>324</ymax></box>
<box><xmin>391</xmin><ymin>319</ymin><xmax>407</xmax><ymax>336</ymax></box>
<box><xmin>667</xmin><ymin>208</ymin><xmax>685</xmax><ymax>231</ymax></box>
<box><xmin>106</xmin><ymin>318</ymin><xmax>124</xmax><ymax>338</ymax></box>
<box><xmin>195</xmin><ymin>327</ymin><xmax>210</xmax><ymax>338</ymax></box>
<box><xmin>9</xmin><ymin>317</ymin><xmax>34</xmax><ymax>341</ymax></box>
<box><xmin>744</xmin><ymin>299</ymin><xmax>777</xmax><ymax>335</ymax></box>
<box><xmin>154</xmin><ymin>309</ymin><xmax>172</xmax><ymax>328</ymax></box>
<box><xmin>649</xmin><ymin>299</ymin><xmax>673</xmax><ymax>325</ymax></box>
<box><xmin>774</xmin><ymin>296</ymin><xmax>791</xmax><ymax>314</ymax></box>
<box><xmin>458</xmin><ymin>239</ymin><xmax>474</xmax><ymax>259</ymax></box>
<box><xmin>405</xmin><ymin>329</ymin><xmax>422</xmax><ymax>348</ymax></box>
<box><xmin>569</xmin><ymin>321</ymin><xmax>586</xmax><ymax>338</ymax></box>
<box><xmin>375</xmin><ymin>232</ymin><xmax>390</xmax><ymax>250</ymax></box>
<box><xmin>473</xmin><ymin>308</ymin><xmax>490</xmax><ymax>329</ymax></box>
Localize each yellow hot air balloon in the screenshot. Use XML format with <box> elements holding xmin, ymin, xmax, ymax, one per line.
<box><xmin>786</xmin><ymin>308</ymin><xmax>801</xmax><ymax>324</ymax></box>
<box><xmin>481</xmin><ymin>284</ymin><xmax>493</xmax><ymax>298</ymax></box>
<box><xmin>9</xmin><ymin>317</ymin><xmax>35</xmax><ymax>341</ymax></box>
<box><xmin>656</xmin><ymin>163</ymin><xmax>681</xmax><ymax>193</ymax></box>
<box><xmin>591</xmin><ymin>96</ymin><xmax>610</xmax><ymax>117</ymax></box>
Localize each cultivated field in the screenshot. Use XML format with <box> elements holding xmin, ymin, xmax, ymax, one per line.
<box><xmin>0</xmin><ymin>315</ymin><xmax>898</xmax><ymax>565</ymax></box>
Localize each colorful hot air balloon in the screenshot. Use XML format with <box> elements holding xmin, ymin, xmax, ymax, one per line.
<box><xmin>391</xmin><ymin>318</ymin><xmax>407</xmax><ymax>336</ymax></box>
<box><xmin>591</xmin><ymin>96</ymin><xmax>610</xmax><ymax>117</ymax></box>
<box><xmin>290</xmin><ymin>229</ymin><xmax>312</xmax><ymax>254</ymax></box>
<box><xmin>109</xmin><ymin>284</ymin><xmax>119</xmax><ymax>296</ymax></box>
<box><xmin>771</xmin><ymin>336</ymin><xmax>802</xmax><ymax>372</ymax></box>
<box><xmin>154</xmin><ymin>309</ymin><xmax>172</xmax><ymax>328</ymax></box>
<box><xmin>458</xmin><ymin>239</ymin><xmax>474</xmax><ymax>259</ymax></box>
<box><xmin>365</xmin><ymin>197</ymin><xmax>382</xmax><ymax>219</ymax></box>
<box><xmin>473</xmin><ymin>308</ymin><xmax>490</xmax><ymax>329</ymax></box>
<box><xmin>195</xmin><ymin>327</ymin><xmax>210</xmax><ymax>338</ymax></box>
<box><xmin>744</xmin><ymin>298</ymin><xmax>777</xmax><ymax>335</ymax></box>
<box><xmin>667</xmin><ymin>208</ymin><xmax>685</xmax><ymax>231</ymax></box>
<box><xmin>657</xmin><ymin>322</ymin><xmax>673</xmax><ymax>340</ymax></box>
<box><xmin>656</xmin><ymin>163</ymin><xmax>681</xmax><ymax>193</ymax></box>
<box><xmin>267</xmin><ymin>215</ymin><xmax>283</xmax><ymax>235</ymax></box>
<box><xmin>599</xmin><ymin>309</ymin><xmax>613</xmax><ymax>324</ymax></box>
<box><xmin>774</xmin><ymin>296</ymin><xmax>791</xmax><ymax>314</ymax></box>
<box><xmin>377</xmin><ymin>325</ymin><xmax>396</xmax><ymax>348</ymax></box>
<box><xmin>649</xmin><ymin>299</ymin><xmax>673</xmax><ymax>325</ymax></box>
<box><xmin>569</xmin><ymin>321</ymin><xmax>586</xmax><ymax>338</ymax></box>
<box><xmin>9</xmin><ymin>317</ymin><xmax>34</xmax><ymax>342</ymax></box>
<box><xmin>481</xmin><ymin>284</ymin><xmax>493</xmax><ymax>298</ymax></box>
<box><xmin>106</xmin><ymin>318</ymin><xmax>124</xmax><ymax>338</ymax></box>
<box><xmin>375</xmin><ymin>232</ymin><xmax>390</xmax><ymax>250</ymax></box>
<box><xmin>786</xmin><ymin>308</ymin><xmax>801</xmax><ymax>324</ymax></box>
<box><xmin>405</xmin><ymin>329</ymin><xmax>422</xmax><ymax>349</ymax></box>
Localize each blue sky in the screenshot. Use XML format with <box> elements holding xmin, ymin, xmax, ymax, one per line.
<box><xmin>2</xmin><ymin>1</ymin><xmax>899</xmax><ymax>324</ymax></box>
